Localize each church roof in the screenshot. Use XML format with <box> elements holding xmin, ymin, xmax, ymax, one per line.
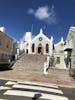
<box><xmin>31</xmin><ymin>28</ymin><xmax>51</xmax><ymax>43</ymax></box>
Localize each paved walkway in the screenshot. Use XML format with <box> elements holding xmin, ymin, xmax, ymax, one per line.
<box><xmin>0</xmin><ymin>79</ymin><xmax>75</xmax><ymax>100</ymax></box>
<box><xmin>48</xmin><ymin>68</ymin><xmax>75</xmax><ymax>86</ymax></box>
<box><xmin>0</xmin><ymin>55</ymin><xmax>75</xmax><ymax>87</ymax></box>
<box><xmin>0</xmin><ymin>68</ymin><xmax>75</xmax><ymax>87</ymax></box>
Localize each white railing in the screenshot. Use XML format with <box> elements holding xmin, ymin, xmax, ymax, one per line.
<box><xmin>44</xmin><ymin>62</ymin><xmax>48</xmax><ymax>75</ymax></box>
<box><xmin>17</xmin><ymin>51</ymin><xmax>25</xmax><ymax>59</ymax></box>
<box><xmin>44</xmin><ymin>56</ymin><xmax>50</xmax><ymax>75</ymax></box>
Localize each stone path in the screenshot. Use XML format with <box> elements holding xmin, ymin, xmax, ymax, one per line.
<box><xmin>0</xmin><ymin>54</ymin><xmax>75</xmax><ymax>87</ymax></box>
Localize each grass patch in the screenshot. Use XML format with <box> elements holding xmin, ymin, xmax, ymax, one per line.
<box><xmin>0</xmin><ymin>62</ymin><xmax>10</xmax><ymax>69</ymax></box>
<box><xmin>0</xmin><ymin>62</ymin><xmax>10</xmax><ymax>64</ymax></box>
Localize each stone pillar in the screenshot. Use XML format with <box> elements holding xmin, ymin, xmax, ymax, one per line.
<box><xmin>50</xmin><ymin>36</ymin><xmax>53</xmax><ymax>56</ymax></box>
<box><xmin>17</xmin><ymin>48</ymin><xmax>19</xmax><ymax>56</ymax></box>
<box><xmin>44</xmin><ymin>62</ymin><xmax>48</xmax><ymax>75</ymax></box>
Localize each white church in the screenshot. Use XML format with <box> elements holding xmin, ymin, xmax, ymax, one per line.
<box><xmin>20</xmin><ymin>28</ymin><xmax>66</xmax><ymax>69</ymax></box>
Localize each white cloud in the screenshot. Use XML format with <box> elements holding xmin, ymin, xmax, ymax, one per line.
<box><xmin>28</xmin><ymin>5</ymin><xmax>58</xmax><ymax>24</ymax></box>
<box><xmin>28</xmin><ymin>9</ymin><xmax>34</xmax><ymax>14</ymax></box>
<box><xmin>35</xmin><ymin>6</ymin><xmax>50</xmax><ymax>20</ymax></box>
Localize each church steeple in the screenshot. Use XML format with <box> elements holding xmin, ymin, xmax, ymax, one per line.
<box><xmin>51</xmin><ymin>36</ymin><xmax>53</xmax><ymax>42</ymax></box>
<box><xmin>61</xmin><ymin>37</ymin><xmax>64</xmax><ymax>43</ymax></box>
<box><xmin>40</xmin><ymin>28</ymin><xmax>43</xmax><ymax>34</ymax></box>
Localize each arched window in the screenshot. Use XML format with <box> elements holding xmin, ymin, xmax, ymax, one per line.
<box><xmin>32</xmin><ymin>43</ymin><xmax>35</xmax><ymax>52</ymax></box>
<box><xmin>38</xmin><ymin>43</ymin><xmax>42</xmax><ymax>47</ymax></box>
<box><xmin>38</xmin><ymin>43</ymin><xmax>42</xmax><ymax>54</ymax></box>
<box><xmin>46</xmin><ymin>44</ymin><xmax>49</xmax><ymax>53</ymax></box>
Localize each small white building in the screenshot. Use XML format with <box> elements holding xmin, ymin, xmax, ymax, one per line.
<box><xmin>20</xmin><ymin>29</ymin><xmax>55</xmax><ymax>55</ymax></box>
<box><xmin>64</xmin><ymin>26</ymin><xmax>75</xmax><ymax>68</ymax></box>
<box><xmin>20</xmin><ymin>28</ymin><xmax>66</xmax><ymax>69</ymax></box>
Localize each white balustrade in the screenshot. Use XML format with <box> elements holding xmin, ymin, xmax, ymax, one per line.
<box><xmin>44</xmin><ymin>56</ymin><xmax>50</xmax><ymax>75</ymax></box>
<box><xmin>44</xmin><ymin>62</ymin><xmax>48</xmax><ymax>75</ymax></box>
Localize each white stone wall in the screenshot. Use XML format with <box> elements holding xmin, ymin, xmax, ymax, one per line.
<box><xmin>31</xmin><ymin>34</ymin><xmax>51</xmax><ymax>55</ymax></box>
<box><xmin>54</xmin><ymin>53</ymin><xmax>66</xmax><ymax>69</ymax></box>
<box><xmin>54</xmin><ymin>38</ymin><xmax>66</xmax><ymax>69</ymax></box>
<box><xmin>65</xmin><ymin>27</ymin><xmax>75</xmax><ymax>68</ymax></box>
<box><xmin>20</xmin><ymin>29</ymin><xmax>54</xmax><ymax>55</ymax></box>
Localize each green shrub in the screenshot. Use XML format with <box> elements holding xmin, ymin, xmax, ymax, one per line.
<box><xmin>0</xmin><ymin>62</ymin><xmax>10</xmax><ymax>69</ymax></box>
<box><xmin>69</xmin><ymin>68</ymin><xmax>75</xmax><ymax>79</ymax></box>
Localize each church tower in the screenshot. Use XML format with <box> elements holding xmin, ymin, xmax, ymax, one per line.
<box><xmin>25</xmin><ymin>32</ymin><xmax>32</xmax><ymax>42</ymax></box>
<box><xmin>25</xmin><ymin>32</ymin><xmax>32</xmax><ymax>54</ymax></box>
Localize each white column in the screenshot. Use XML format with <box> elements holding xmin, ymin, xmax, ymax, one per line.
<box><xmin>47</xmin><ymin>56</ymin><xmax>50</xmax><ymax>69</ymax></box>
<box><xmin>44</xmin><ymin>62</ymin><xmax>48</xmax><ymax>75</ymax></box>
<box><xmin>50</xmin><ymin>36</ymin><xmax>53</xmax><ymax>56</ymax></box>
<box><xmin>17</xmin><ymin>49</ymin><xmax>19</xmax><ymax>56</ymax></box>
<box><xmin>28</xmin><ymin>43</ymin><xmax>31</xmax><ymax>54</ymax></box>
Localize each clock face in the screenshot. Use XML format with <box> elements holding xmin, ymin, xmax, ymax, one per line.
<box><xmin>39</xmin><ymin>37</ymin><xmax>42</xmax><ymax>41</ymax></box>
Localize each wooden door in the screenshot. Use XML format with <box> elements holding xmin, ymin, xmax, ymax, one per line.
<box><xmin>36</xmin><ymin>47</ymin><xmax>38</xmax><ymax>54</ymax></box>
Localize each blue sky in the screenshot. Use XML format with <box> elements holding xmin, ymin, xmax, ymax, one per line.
<box><xmin>0</xmin><ymin>0</ymin><xmax>75</xmax><ymax>43</ymax></box>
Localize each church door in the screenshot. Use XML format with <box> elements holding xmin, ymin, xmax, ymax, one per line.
<box><xmin>38</xmin><ymin>43</ymin><xmax>42</xmax><ymax>54</ymax></box>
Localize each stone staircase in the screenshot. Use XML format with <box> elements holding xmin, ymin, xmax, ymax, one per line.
<box><xmin>13</xmin><ymin>54</ymin><xmax>46</xmax><ymax>73</ymax></box>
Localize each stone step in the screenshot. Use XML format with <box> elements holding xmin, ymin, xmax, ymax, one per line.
<box><xmin>13</xmin><ymin>54</ymin><xmax>46</xmax><ymax>72</ymax></box>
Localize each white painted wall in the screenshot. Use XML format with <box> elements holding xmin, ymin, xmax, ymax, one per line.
<box><xmin>31</xmin><ymin>33</ymin><xmax>52</xmax><ymax>55</ymax></box>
